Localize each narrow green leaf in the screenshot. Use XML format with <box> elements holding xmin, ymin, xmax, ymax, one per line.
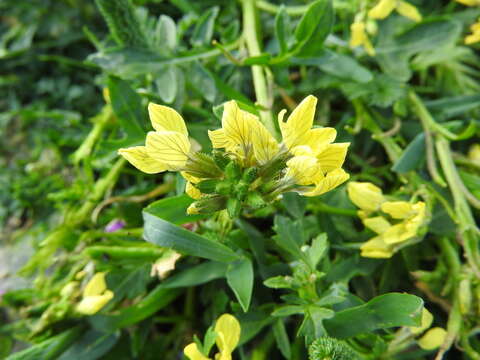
<box><xmin>324</xmin><ymin>293</ymin><xmax>424</xmax><ymax>338</ymax></box>
<box><xmin>293</xmin><ymin>0</ymin><xmax>333</xmax><ymax>55</ymax></box>
<box><xmin>273</xmin><ymin>319</ymin><xmax>291</xmax><ymax>359</ymax></box>
<box><xmin>226</xmin><ymin>257</ymin><xmax>254</xmax><ymax>312</ymax></box>
<box><xmin>143</xmin><ymin>194</ymin><xmax>207</xmax><ymax>225</ymax></box>
<box><xmin>58</xmin><ymin>330</ymin><xmax>119</xmax><ymax>360</ymax></box>
<box><xmin>155</xmin><ymin>15</ymin><xmax>177</xmax><ymax>52</ymax></box>
<box><xmin>162</xmin><ymin>261</ymin><xmax>228</xmax><ymax>288</ymax></box>
<box><xmin>155</xmin><ymin>65</ymin><xmax>177</xmax><ymax>103</ymax></box>
<box><xmin>107</xmin><ymin>76</ymin><xmax>144</xmax><ymax>137</ymax></box>
<box><xmin>143</xmin><ymin>212</ymin><xmax>239</xmax><ymax>262</ymax></box>
<box><xmin>392</xmin><ymin>133</ymin><xmax>425</xmax><ymax>173</ymax></box>
<box><xmin>191</xmin><ymin>6</ymin><xmax>219</xmax><ymax>47</ymax></box>
<box><xmin>275</xmin><ymin>6</ymin><xmax>291</xmax><ymax>55</ymax></box>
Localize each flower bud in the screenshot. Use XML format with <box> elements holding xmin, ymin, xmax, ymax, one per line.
<box><xmin>187</xmin><ymin>196</ymin><xmax>227</xmax><ymax>215</ymax></box>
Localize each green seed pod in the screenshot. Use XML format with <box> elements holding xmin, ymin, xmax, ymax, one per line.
<box><xmin>215</xmin><ymin>181</ymin><xmax>233</xmax><ymax>196</ymax></box>
<box><xmin>308</xmin><ymin>337</ymin><xmax>359</xmax><ymax>360</ymax></box>
<box><xmin>225</xmin><ymin>161</ymin><xmax>242</xmax><ymax>180</ymax></box>
<box><xmin>187</xmin><ymin>195</ymin><xmax>227</xmax><ymax>215</ymax></box>
<box><xmin>459</xmin><ymin>278</ymin><xmax>472</xmax><ymax>315</ymax></box>
<box><xmin>235</xmin><ymin>181</ymin><xmax>249</xmax><ymax>201</ymax></box>
<box><xmin>212</xmin><ymin>150</ymin><xmax>231</xmax><ymax>170</ymax></box>
<box><xmin>242</xmin><ymin>167</ymin><xmax>258</xmax><ymax>183</ymax></box>
<box><xmin>246</xmin><ymin>192</ymin><xmax>266</xmax><ymax>209</ymax></box>
<box><xmin>227</xmin><ymin>198</ymin><xmax>241</xmax><ymax>218</ymax></box>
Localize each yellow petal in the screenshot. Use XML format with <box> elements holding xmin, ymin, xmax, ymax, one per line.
<box><xmin>465</xmin><ymin>31</ymin><xmax>480</xmax><ymax>45</ymax></box>
<box><xmin>396</xmin><ymin>1</ymin><xmax>422</xmax><ymax>22</ymax></box>
<box><xmin>347</xmin><ymin>182</ymin><xmax>385</xmax><ymax>212</ymax></box>
<box><xmin>368</xmin><ymin>0</ymin><xmax>396</xmax><ymax>19</ymax></box>
<box><xmin>455</xmin><ymin>0</ymin><xmax>480</xmax><ymax>5</ymax></box>
<box><xmin>382</xmin><ymin>223</ymin><xmax>412</xmax><ymax>244</ymax></box>
<box><xmin>409</xmin><ymin>308</ymin><xmax>434</xmax><ymax>335</ymax></box>
<box><xmin>83</xmin><ymin>272</ymin><xmax>107</xmax><ymax>297</ymax></box>
<box><xmin>279</xmin><ymin>95</ymin><xmax>317</xmax><ymax>150</ymax></box>
<box><xmin>208</xmin><ymin>128</ymin><xmax>233</xmax><ymax>150</ymax></box>
<box><xmin>118</xmin><ymin>146</ymin><xmax>168</xmax><ymax>174</ymax></box>
<box><xmin>145</xmin><ymin>131</ymin><xmax>191</xmax><ymax>170</ymax></box>
<box><xmin>76</xmin><ymin>290</ymin><xmax>114</xmax><ymax>315</ymax></box>
<box><xmin>181</xmin><ymin>171</ymin><xmax>202</xmax><ymax>184</ymax></box>
<box><xmin>468</xmin><ymin>144</ymin><xmax>480</xmax><ymax>162</ymax></box>
<box><xmin>360</xmin><ymin>236</ymin><xmax>393</xmax><ymax>258</ymax></box>
<box><xmin>186</xmin><ymin>182</ymin><xmax>202</xmax><ymax>200</ymax></box>
<box><xmin>417</xmin><ymin>327</ymin><xmax>447</xmax><ymax>350</ymax></box>
<box><xmin>381</xmin><ymin>201</ymin><xmax>414</xmax><ymax>219</ymax></box>
<box><xmin>148</xmin><ymin>103</ymin><xmax>188</xmax><ymax>135</ymax></box>
<box><xmin>302</xmin><ymin>168</ymin><xmax>349</xmax><ymax>197</ymax></box>
<box><xmin>362</xmin><ymin>216</ymin><xmax>391</xmax><ymax>234</ymax></box>
<box><xmin>286</xmin><ymin>156</ymin><xmax>323</xmax><ymax>185</ymax></box>
<box><xmin>221</xmin><ymin>101</ymin><xmax>254</xmax><ymax>156</ymax></box>
<box><xmin>215</xmin><ymin>314</ymin><xmax>241</xmax><ymax>355</ymax></box>
<box><xmin>350</xmin><ymin>22</ymin><xmax>367</xmax><ymax>47</ymax></box>
<box><xmin>184</xmin><ymin>343</ymin><xmax>211</xmax><ymax>360</ymax></box>
<box><xmin>303</xmin><ymin>127</ymin><xmax>337</xmax><ymax>155</ymax></box>
<box><xmin>251</xmin><ymin>122</ymin><xmax>279</xmax><ymax>165</ymax></box>
<box><xmin>316</xmin><ymin>143</ymin><xmax>350</xmax><ymax>172</ymax></box>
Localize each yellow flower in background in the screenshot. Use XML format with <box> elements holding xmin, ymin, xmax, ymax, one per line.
<box><xmin>118</xmin><ymin>103</ymin><xmax>191</xmax><ymax>173</ymax></box>
<box><xmin>455</xmin><ymin>0</ymin><xmax>480</xmax><ymax>6</ymax></box>
<box><xmin>347</xmin><ymin>182</ymin><xmax>427</xmax><ymax>258</ymax></box>
<box><xmin>76</xmin><ymin>272</ymin><xmax>114</xmax><ymax>315</ymax></box>
<box><xmin>409</xmin><ymin>308</ymin><xmax>434</xmax><ymax>335</ymax></box>
<box><xmin>417</xmin><ymin>327</ymin><xmax>447</xmax><ymax>350</ymax></box>
<box><xmin>350</xmin><ymin>21</ymin><xmax>376</xmax><ymax>56</ymax></box>
<box><xmin>184</xmin><ymin>314</ymin><xmax>241</xmax><ymax>360</ymax></box>
<box><xmin>468</xmin><ymin>144</ymin><xmax>480</xmax><ymax>162</ymax></box>
<box><xmin>465</xmin><ymin>19</ymin><xmax>480</xmax><ymax>44</ymax></box>
<box><xmin>368</xmin><ymin>0</ymin><xmax>422</xmax><ymax>22</ymax></box>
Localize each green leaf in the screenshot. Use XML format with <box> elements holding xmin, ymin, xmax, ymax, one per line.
<box><xmin>281</xmin><ymin>192</ymin><xmax>306</xmax><ymax>218</ymax></box>
<box><xmin>58</xmin><ymin>330</ymin><xmax>119</xmax><ymax>360</ymax></box>
<box><xmin>273</xmin><ymin>319</ymin><xmax>291</xmax><ymax>359</ymax></box>
<box><xmin>273</xmin><ymin>215</ymin><xmax>307</xmax><ymax>262</ymax></box>
<box><xmin>143</xmin><ymin>194</ymin><xmax>207</xmax><ymax>225</ymax></box>
<box><xmin>154</xmin><ymin>15</ymin><xmax>177</xmax><ymax>53</ymax></box>
<box><xmin>107</xmin><ymin>76</ymin><xmax>145</xmax><ymax>137</ymax></box>
<box><xmin>162</xmin><ymin>261</ymin><xmax>228</xmax><ymax>288</ymax></box>
<box><xmin>392</xmin><ymin>133</ymin><xmax>425</xmax><ymax>173</ymax></box>
<box><xmin>191</xmin><ymin>6</ymin><xmax>219</xmax><ymax>47</ymax></box>
<box><xmin>294</xmin><ymin>0</ymin><xmax>333</xmax><ymax>56</ymax></box>
<box><xmin>292</xmin><ymin>50</ymin><xmax>373</xmax><ymax>83</ymax></box>
<box><xmin>324</xmin><ymin>293</ymin><xmax>424</xmax><ymax>338</ymax></box>
<box><xmin>155</xmin><ymin>65</ymin><xmax>177</xmax><ymax>103</ymax></box>
<box><xmin>243</xmin><ymin>53</ymin><xmax>272</xmax><ymax>65</ymax></box>
<box><xmin>143</xmin><ymin>212</ymin><xmax>239</xmax><ymax>262</ymax></box>
<box><xmin>7</xmin><ymin>326</ymin><xmax>83</xmax><ymax>360</ymax></box>
<box><xmin>425</xmin><ymin>94</ymin><xmax>480</xmax><ymax>120</ymax></box>
<box><xmin>188</xmin><ymin>62</ymin><xmax>216</xmax><ymax>102</ymax></box>
<box><xmin>307</xmin><ymin>234</ymin><xmax>328</xmax><ymax>269</ymax></box>
<box><xmin>275</xmin><ymin>6</ymin><xmax>291</xmax><ymax>55</ymax></box>
<box><xmin>226</xmin><ymin>257</ymin><xmax>254</xmax><ymax>312</ymax></box>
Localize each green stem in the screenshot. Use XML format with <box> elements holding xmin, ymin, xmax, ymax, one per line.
<box><xmin>408</xmin><ymin>91</ymin><xmax>446</xmax><ymax>187</ymax></box>
<box><xmin>436</xmin><ymin>137</ymin><xmax>480</xmax><ymax>277</ymax></box>
<box><xmin>256</xmin><ymin>0</ymin><xmax>308</xmax><ymax>16</ymax></box>
<box><xmin>84</xmin><ymin>245</ymin><xmax>165</xmax><ymax>260</ymax></box>
<box><xmin>68</xmin><ymin>158</ymin><xmax>126</xmax><ymax>226</ymax></box>
<box><xmin>241</xmin><ymin>0</ymin><xmax>276</xmax><ymax>136</ymax></box>
<box><xmin>72</xmin><ymin>105</ymin><xmax>112</xmax><ymax>164</ymax></box>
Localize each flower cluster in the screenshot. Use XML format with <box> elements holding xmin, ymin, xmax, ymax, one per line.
<box><xmin>350</xmin><ymin>0</ymin><xmax>422</xmax><ymax>55</ymax></box>
<box><xmin>119</xmin><ymin>96</ymin><xmax>350</xmax><ymax>217</ymax></box>
<box><xmin>184</xmin><ymin>313</ymin><xmax>240</xmax><ymax>360</ymax></box>
<box><xmin>347</xmin><ymin>182</ymin><xmax>427</xmax><ymax>258</ymax></box>
<box><xmin>454</xmin><ymin>0</ymin><xmax>480</xmax><ymax>44</ymax></box>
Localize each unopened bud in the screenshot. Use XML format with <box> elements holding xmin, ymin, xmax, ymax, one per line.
<box><xmin>187</xmin><ymin>196</ymin><xmax>227</xmax><ymax>215</ymax></box>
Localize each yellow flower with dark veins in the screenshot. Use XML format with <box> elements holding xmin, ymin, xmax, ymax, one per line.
<box><xmin>465</xmin><ymin>19</ymin><xmax>480</xmax><ymax>45</ymax></box>
<box><xmin>184</xmin><ymin>314</ymin><xmax>241</xmax><ymax>360</ymax></box>
<box><xmin>350</xmin><ymin>21</ymin><xmax>376</xmax><ymax>56</ymax></box>
<box><xmin>76</xmin><ymin>272</ymin><xmax>114</xmax><ymax>315</ymax></box>
<box><xmin>347</xmin><ymin>182</ymin><xmax>427</xmax><ymax>258</ymax></box>
<box><xmin>368</xmin><ymin>0</ymin><xmax>422</xmax><ymax>22</ymax></box>
<box><xmin>119</xmin><ymin>96</ymin><xmax>349</xmax><ymax>216</ymax></box>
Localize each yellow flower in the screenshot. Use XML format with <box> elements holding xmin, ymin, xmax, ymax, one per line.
<box><xmin>381</xmin><ymin>201</ymin><xmax>426</xmax><ymax>244</ymax></box>
<box><xmin>409</xmin><ymin>308</ymin><xmax>434</xmax><ymax>335</ymax></box>
<box><xmin>368</xmin><ymin>0</ymin><xmax>422</xmax><ymax>22</ymax></box>
<box><xmin>465</xmin><ymin>20</ymin><xmax>480</xmax><ymax>44</ymax></box>
<box><xmin>118</xmin><ymin>103</ymin><xmax>191</xmax><ymax>173</ymax></box>
<box><xmin>468</xmin><ymin>144</ymin><xmax>480</xmax><ymax>162</ymax></box>
<box><xmin>209</xmin><ymin>100</ymin><xmax>279</xmax><ymax>166</ymax></box>
<box><xmin>76</xmin><ymin>272</ymin><xmax>114</xmax><ymax>315</ymax></box>
<box><xmin>350</xmin><ymin>21</ymin><xmax>376</xmax><ymax>56</ymax></box>
<box><xmin>347</xmin><ymin>182</ymin><xmax>385</xmax><ymax>213</ymax></box>
<box><xmin>417</xmin><ymin>327</ymin><xmax>447</xmax><ymax>350</ymax></box>
<box><xmin>184</xmin><ymin>314</ymin><xmax>241</xmax><ymax>360</ymax></box>
<box><xmin>455</xmin><ymin>0</ymin><xmax>480</xmax><ymax>6</ymax></box>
